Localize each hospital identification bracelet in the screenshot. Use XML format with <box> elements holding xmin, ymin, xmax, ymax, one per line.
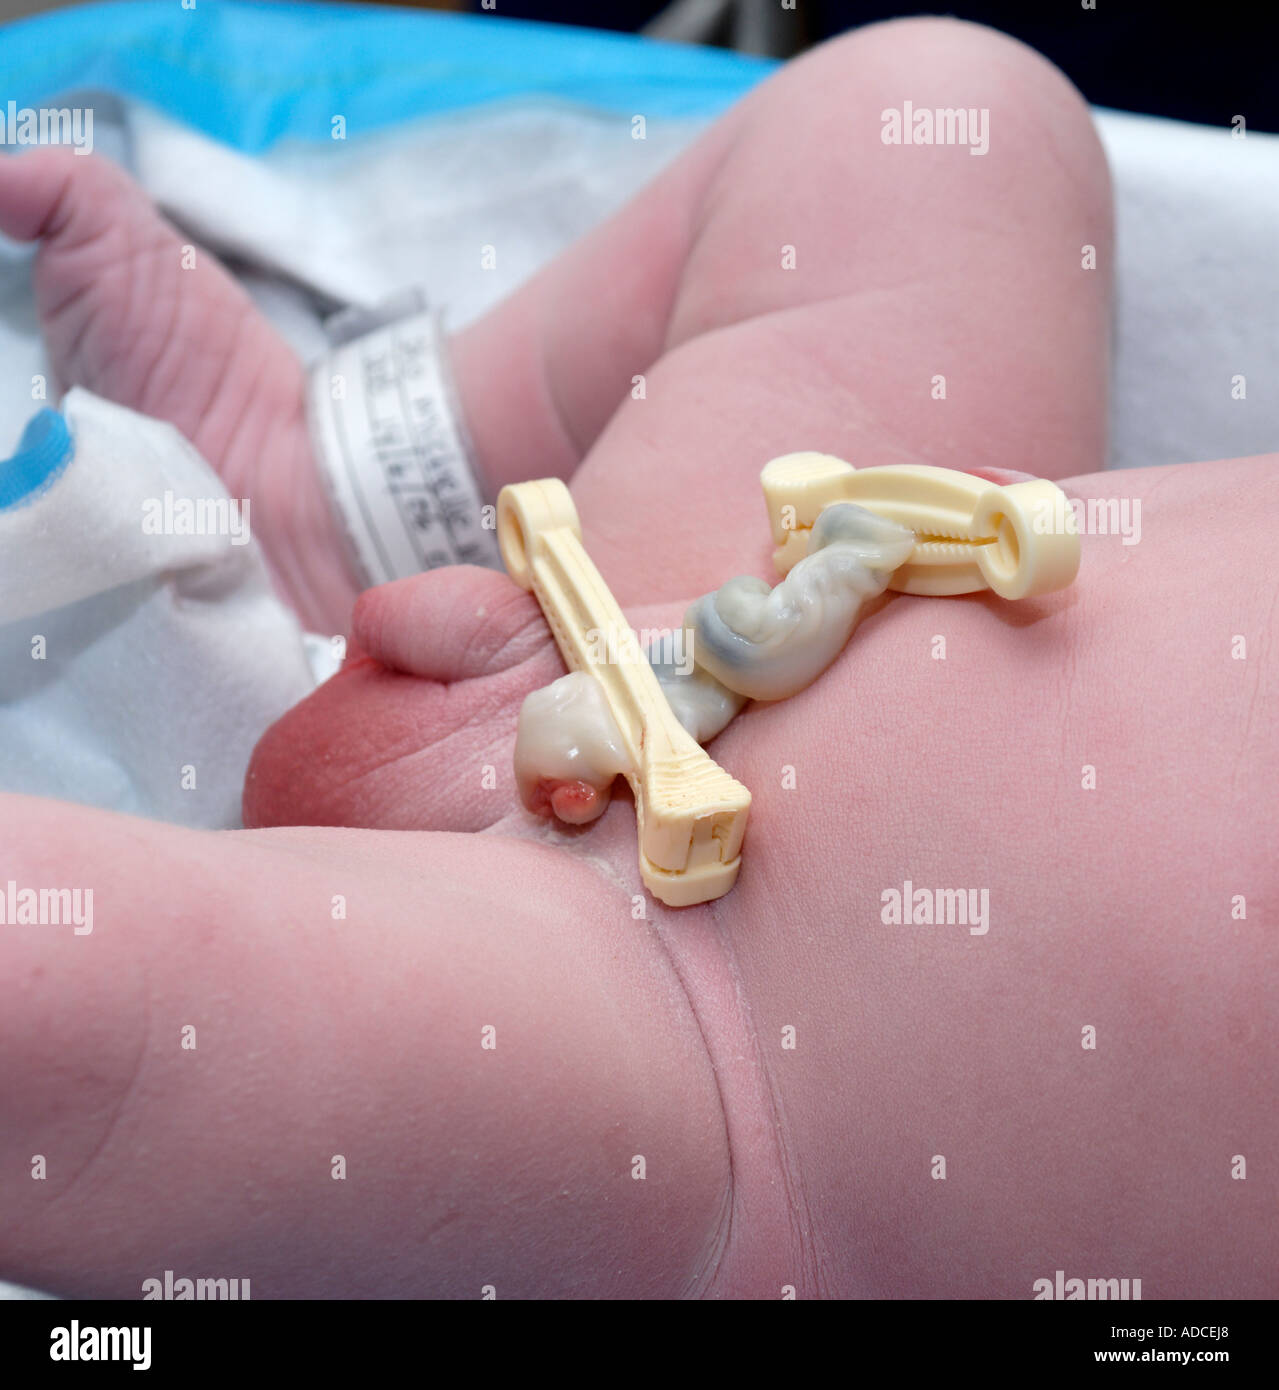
<box><xmin>306</xmin><ymin>293</ymin><xmax>501</xmax><ymax>589</ymax></box>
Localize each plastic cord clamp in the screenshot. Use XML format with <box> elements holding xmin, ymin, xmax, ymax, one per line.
<box><xmin>498</xmin><ymin>478</ymin><xmax>752</xmax><ymax>907</ymax></box>
<box><xmin>761</xmin><ymin>453</ymin><xmax>1081</xmax><ymax>599</ymax></box>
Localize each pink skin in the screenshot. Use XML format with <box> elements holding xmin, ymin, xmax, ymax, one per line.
<box><xmin>539</xmin><ymin>779</ymin><xmax>607</xmax><ymax>825</ymax></box>
<box><xmin>1</xmin><ymin>19</ymin><xmax>1275</xmax><ymax>1299</ymax></box>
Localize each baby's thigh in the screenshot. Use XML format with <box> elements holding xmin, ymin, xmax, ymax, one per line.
<box><xmin>573</xmin><ymin>18</ymin><xmax>1111</xmax><ymax>604</ymax></box>
<box><xmin>668</xmin><ymin>15</ymin><xmax>1111</xmax><ymax>348</ymax></box>
<box><xmin>706</xmin><ymin>456</ymin><xmax>1277</xmax><ymax>1296</ymax></box>
<box><xmin>0</xmin><ymin>799</ymin><xmax>729</xmax><ymax>1296</ymax></box>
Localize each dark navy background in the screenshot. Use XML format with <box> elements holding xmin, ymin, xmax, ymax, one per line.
<box><xmin>474</xmin><ymin>2</ymin><xmax>1279</xmax><ymax>133</ymax></box>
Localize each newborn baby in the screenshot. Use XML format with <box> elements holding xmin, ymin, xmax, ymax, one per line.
<box><xmin>1</xmin><ymin>18</ymin><xmax>1275</xmax><ymax>1300</ymax></box>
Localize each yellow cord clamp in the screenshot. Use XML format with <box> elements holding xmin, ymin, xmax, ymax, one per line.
<box><xmin>498</xmin><ymin>458</ymin><xmax>1079</xmax><ymax>908</ymax></box>
<box><xmin>498</xmin><ymin>478</ymin><xmax>751</xmax><ymax>908</ymax></box>
<box><xmin>761</xmin><ymin>452</ymin><xmax>1081</xmax><ymax>599</ymax></box>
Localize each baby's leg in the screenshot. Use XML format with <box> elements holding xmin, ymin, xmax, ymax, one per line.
<box><xmin>457</xmin><ymin>16</ymin><xmax>1112</xmax><ymax>605</ymax></box>
<box><xmin>245</xmin><ymin>17</ymin><xmax>1113</xmax><ymax>832</ymax></box>
<box><xmin>0</xmin><ymin>18</ymin><xmax>1103</xmax><ymax>633</ymax></box>
<box><xmin>0</xmin><ymin>797</ymin><xmax>728</xmax><ymax>1298</ymax></box>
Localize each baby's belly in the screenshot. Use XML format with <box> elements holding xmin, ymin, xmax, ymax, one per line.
<box><xmin>242</xmin><ymin>458</ymin><xmax>1276</xmax><ymax>1296</ymax></box>
<box><xmin>683</xmin><ymin>506</ymin><xmax>1276</xmax><ymax>1297</ymax></box>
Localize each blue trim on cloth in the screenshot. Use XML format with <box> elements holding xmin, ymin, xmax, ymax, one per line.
<box><xmin>0</xmin><ymin>409</ymin><xmax>73</xmax><ymax>510</ymax></box>
<box><xmin>0</xmin><ymin>1</ymin><xmax>775</xmax><ymax>152</ymax></box>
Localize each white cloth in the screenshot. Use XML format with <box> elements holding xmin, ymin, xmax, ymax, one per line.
<box><xmin>1095</xmin><ymin>109</ymin><xmax>1279</xmax><ymax>470</ymax></box>
<box><xmin>0</xmin><ymin>389</ymin><xmax>316</xmax><ymax>829</ymax></box>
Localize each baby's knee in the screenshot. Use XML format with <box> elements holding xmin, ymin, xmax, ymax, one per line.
<box><xmin>822</xmin><ymin>16</ymin><xmax>1087</xmax><ymax>115</ymax></box>
<box><xmin>761</xmin><ymin>15</ymin><xmax>1109</xmax><ymax>205</ymax></box>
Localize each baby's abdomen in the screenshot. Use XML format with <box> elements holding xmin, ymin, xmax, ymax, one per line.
<box><xmin>690</xmin><ymin>460</ymin><xmax>1278</xmax><ymax>1297</ymax></box>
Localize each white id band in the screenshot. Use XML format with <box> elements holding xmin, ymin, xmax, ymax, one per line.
<box><xmin>307</xmin><ymin>296</ymin><xmax>501</xmax><ymax>588</ymax></box>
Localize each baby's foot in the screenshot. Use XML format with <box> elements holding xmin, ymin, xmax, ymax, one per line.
<box><xmin>0</xmin><ymin>147</ymin><xmax>359</xmax><ymax>632</ymax></box>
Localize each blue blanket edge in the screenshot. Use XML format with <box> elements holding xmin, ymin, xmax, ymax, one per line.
<box><xmin>0</xmin><ymin>0</ymin><xmax>777</xmax><ymax>151</ymax></box>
